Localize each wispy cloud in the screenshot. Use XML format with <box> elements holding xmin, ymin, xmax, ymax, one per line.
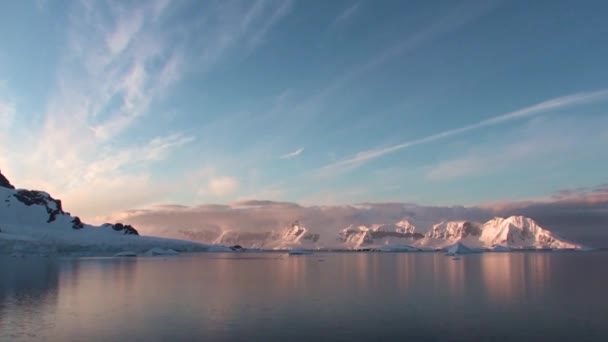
<box><xmin>200</xmin><ymin>176</ymin><xmax>240</xmax><ymax>197</ymax></box>
<box><xmin>0</xmin><ymin>0</ymin><xmax>298</xmax><ymax>220</ymax></box>
<box><xmin>247</xmin><ymin>0</ymin><xmax>294</xmax><ymax>48</ymax></box>
<box><xmin>426</xmin><ymin>114</ymin><xmax>608</xmax><ymax>180</ymax></box>
<box><xmin>272</xmin><ymin>0</ymin><xmax>500</xmax><ymax>132</ymax></box>
<box><xmin>331</xmin><ymin>2</ymin><xmax>361</xmax><ymax>28</ymax></box>
<box><xmin>280</xmin><ymin>147</ymin><xmax>304</xmax><ymax>159</ymax></box>
<box><xmin>316</xmin><ymin>89</ymin><xmax>608</xmax><ymax>177</ymax></box>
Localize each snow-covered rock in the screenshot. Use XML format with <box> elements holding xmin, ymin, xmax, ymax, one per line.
<box><xmin>213</xmin><ymin>230</ymin><xmax>273</xmax><ymax>249</ymax></box>
<box><xmin>0</xmin><ymin>169</ymin><xmax>14</xmax><ymax>189</ymax></box>
<box><xmin>0</xmin><ymin>170</ymin><xmax>214</xmax><ymax>256</ymax></box>
<box><xmin>212</xmin><ymin>221</ymin><xmax>321</xmax><ymax>250</ymax></box>
<box><xmin>426</xmin><ymin>221</ymin><xmax>482</xmax><ymax>240</ymax></box>
<box><xmin>394</xmin><ymin>219</ymin><xmax>417</xmax><ymax>234</ymax></box>
<box><xmin>339</xmin><ymin>225</ymin><xmax>374</xmax><ymax>248</ymax></box>
<box><xmin>479</xmin><ymin>216</ymin><xmax>578</xmax><ymax>249</ymax></box>
<box><xmin>338</xmin><ymin>220</ymin><xmax>424</xmax><ymax>249</ymax></box>
<box><xmin>414</xmin><ymin>216</ymin><xmax>581</xmax><ymax>251</ymax></box>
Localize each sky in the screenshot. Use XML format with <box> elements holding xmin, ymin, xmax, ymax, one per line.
<box><xmin>0</xmin><ymin>0</ymin><xmax>607</xmax><ymax>230</ymax></box>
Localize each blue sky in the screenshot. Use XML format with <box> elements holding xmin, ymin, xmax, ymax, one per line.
<box><xmin>1</xmin><ymin>0</ymin><xmax>607</xmax><ymax>220</ymax></box>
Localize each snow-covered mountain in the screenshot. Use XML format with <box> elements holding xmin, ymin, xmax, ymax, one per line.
<box><xmin>425</xmin><ymin>221</ymin><xmax>482</xmax><ymax>240</ymax></box>
<box><xmin>213</xmin><ymin>221</ymin><xmax>321</xmax><ymax>250</ymax></box>
<box><xmin>479</xmin><ymin>216</ymin><xmax>578</xmax><ymax>249</ymax></box>
<box><xmin>214</xmin><ymin>230</ymin><xmax>274</xmax><ymax>249</ymax></box>
<box><xmin>339</xmin><ymin>220</ymin><xmax>424</xmax><ymax>249</ymax></box>
<box><xmin>0</xmin><ymin>170</ymin><xmax>214</xmax><ymax>256</ymax></box>
<box><xmin>268</xmin><ymin>221</ymin><xmax>320</xmax><ymax>249</ymax></box>
<box><xmin>172</xmin><ymin>215</ymin><xmax>581</xmax><ymax>251</ymax></box>
<box><xmin>415</xmin><ymin>216</ymin><xmax>580</xmax><ymax>250</ymax></box>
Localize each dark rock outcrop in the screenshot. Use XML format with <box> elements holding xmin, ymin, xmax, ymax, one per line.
<box><xmin>2</xmin><ymin>168</ymin><xmax>141</xmax><ymax>240</ymax></box>
<box><xmin>71</xmin><ymin>217</ymin><xmax>84</xmax><ymax>229</ymax></box>
<box><xmin>13</xmin><ymin>190</ymin><xmax>65</xmax><ymax>223</ymax></box>
<box><xmin>301</xmin><ymin>232</ymin><xmax>320</xmax><ymax>242</ymax></box>
<box><xmin>110</xmin><ymin>223</ymin><xmax>139</xmax><ymax>236</ymax></box>
<box><xmin>0</xmin><ymin>170</ymin><xmax>15</xmax><ymax>189</ymax></box>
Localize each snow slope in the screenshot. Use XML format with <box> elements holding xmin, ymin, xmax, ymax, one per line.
<box><xmin>0</xmin><ymin>172</ymin><xmax>214</xmax><ymax>256</ymax></box>
<box><xmin>414</xmin><ymin>216</ymin><xmax>581</xmax><ymax>250</ymax></box>
<box><xmin>265</xmin><ymin>221</ymin><xmax>321</xmax><ymax>250</ymax></box>
<box><xmin>478</xmin><ymin>216</ymin><xmax>578</xmax><ymax>249</ymax></box>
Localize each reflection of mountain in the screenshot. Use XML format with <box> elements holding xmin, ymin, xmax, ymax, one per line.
<box><xmin>480</xmin><ymin>253</ymin><xmax>551</xmax><ymax>305</ymax></box>
<box><xmin>0</xmin><ymin>258</ymin><xmax>60</xmax><ymax>335</ymax></box>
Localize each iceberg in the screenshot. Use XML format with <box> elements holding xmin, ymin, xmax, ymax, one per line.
<box><xmin>144</xmin><ymin>248</ymin><xmax>180</xmax><ymax>256</ymax></box>
<box><xmin>114</xmin><ymin>251</ymin><xmax>138</xmax><ymax>257</ymax></box>
<box><xmin>445</xmin><ymin>242</ymin><xmax>477</xmax><ymax>256</ymax></box>
<box><xmin>288</xmin><ymin>249</ymin><xmax>313</xmax><ymax>255</ymax></box>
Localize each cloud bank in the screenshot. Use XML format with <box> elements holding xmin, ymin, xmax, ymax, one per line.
<box><xmin>107</xmin><ymin>184</ymin><xmax>608</xmax><ymax>247</ymax></box>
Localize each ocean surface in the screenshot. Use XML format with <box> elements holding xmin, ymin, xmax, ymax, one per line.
<box><xmin>1</xmin><ymin>252</ymin><xmax>607</xmax><ymax>341</ymax></box>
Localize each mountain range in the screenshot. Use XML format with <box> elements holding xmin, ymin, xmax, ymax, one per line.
<box><xmin>0</xmin><ymin>169</ymin><xmax>584</xmax><ymax>254</ymax></box>
<box><xmin>188</xmin><ymin>216</ymin><xmax>582</xmax><ymax>251</ymax></box>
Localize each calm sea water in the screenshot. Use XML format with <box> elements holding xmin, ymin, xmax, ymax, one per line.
<box><xmin>1</xmin><ymin>252</ymin><xmax>607</xmax><ymax>341</ymax></box>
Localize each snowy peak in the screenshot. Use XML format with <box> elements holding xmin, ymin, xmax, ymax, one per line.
<box><xmin>479</xmin><ymin>216</ymin><xmax>577</xmax><ymax>249</ymax></box>
<box><xmin>339</xmin><ymin>225</ymin><xmax>373</xmax><ymax>248</ymax></box>
<box><xmin>280</xmin><ymin>221</ymin><xmax>320</xmax><ymax>245</ymax></box>
<box><xmin>416</xmin><ymin>216</ymin><xmax>580</xmax><ymax>250</ymax></box>
<box><xmin>0</xmin><ymin>171</ymin><xmax>139</xmax><ymax>236</ymax></box>
<box><xmin>212</xmin><ymin>221</ymin><xmax>320</xmax><ymax>249</ymax></box>
<box><xmin>283</xmin><ymin>221</ymin><xmax>305</xmax><ymax>241</ymax></box>
<box><xmin>213</xmin><ymin>230</ymin><xmax>272</xmax><ymax>248</ymax></box>
<box><xmin>0</xmin><ymin>170</ymin><xmax>14</xmax><ymax>189</ymax></box>
<box><xmin>394</xmin><ymin>219</ymin><xmax>417</xmax><ymax>234</ymax></box>
<box><xmin>12</xmin><ymin>189</ymin><xmax>66</xmax><ymax>223</ymax></box>
<box><xmin>339</xmin><ymin>220</ymin><xmax>423</xmax><ymax>249</ymax></box>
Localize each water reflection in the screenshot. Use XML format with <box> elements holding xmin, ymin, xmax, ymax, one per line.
<box><xmin>0</xmin><ymin>257</ymin><xmax>60</xmax><ymax>341</ymax></box>
<box><xmin>0</xmin><ymin>253</ymin><xmax>607</xmax><ymax>341</ymax></box>
<box><xmin>480</xmin><ymin>253</ymin><xmax>550</xmax><ymax>305</ymax></box>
